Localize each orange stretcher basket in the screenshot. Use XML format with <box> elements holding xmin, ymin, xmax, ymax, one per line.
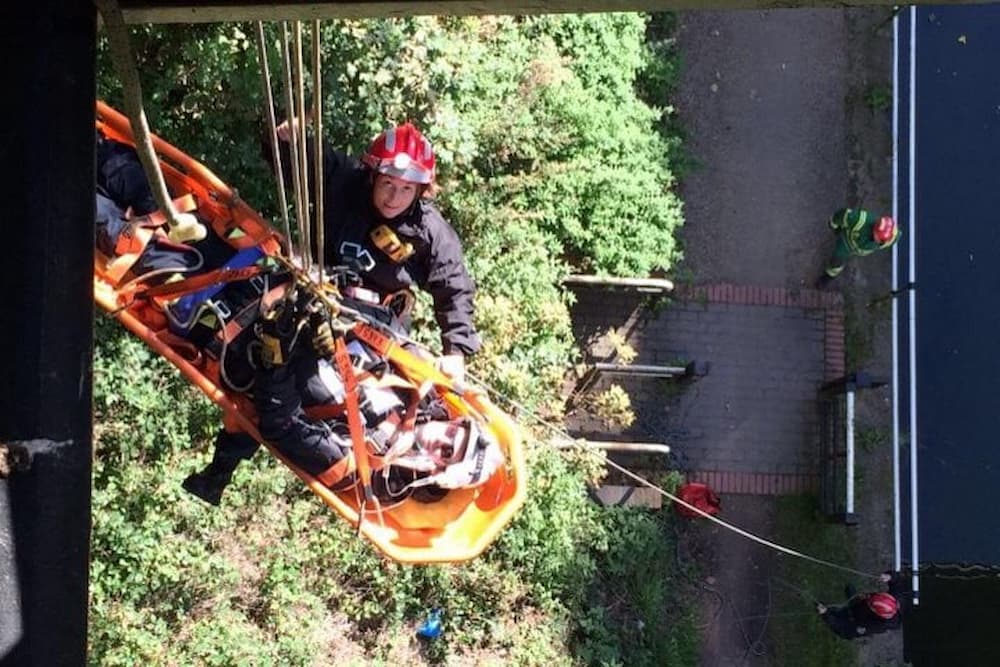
<box><xmin>94</xmin><ymin>101</ymin><xmax>527</xmax><ymax>564</ymax></box>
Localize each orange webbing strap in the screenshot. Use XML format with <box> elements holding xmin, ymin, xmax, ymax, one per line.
<box><xmin>134</xmin><ymin>193</ymin><xmax>198</xmax><ymax>228</ymax></box>
<box><xmin>135</xmin><ymin>264</ymin><xmax>266</xmax><ymax>301</ymax></box>
<box><xmin>333</xmin><ymin>336</ymin><xmax>375</xmax><ymax>503</ymax></box>
<box><xmin>216</xmin><ymin>284</ymin><xmax>288</xmax><ymax>345</ymax></box>
<box><xmin>103</xmin><ymin>194</ymin><xmax>200</xmax><ymax>285</ymax></box>
<box><xmin>316</xmin><ymin>452</ymin><xmax>356</xmax><ymax>487</ymax></box>
<box><xmin>303</xmin><ymin>403</ymin><xmax>346</xmax><ymax>422</ymax></box>
<box><xmin>105</xmin><ymin>225</ymin><xmax>156</xmax><ymax>284</ymax></box>
<box><xmin>351</xmin><ymin>322</ymin><xmax>460</xmax><ymax>397</ymax></box>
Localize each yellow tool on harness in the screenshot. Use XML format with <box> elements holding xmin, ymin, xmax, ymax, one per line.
<box><xmin>370</xmin><ymin>224</ymin><xmax>414</xmax><ymax>263</ymax></box>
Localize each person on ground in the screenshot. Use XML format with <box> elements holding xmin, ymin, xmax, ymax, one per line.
<box><xmin>816</xmin><ymin>571</ymin><xmax>904</xmax><ymax>640</ymax></box>
<box><xmin>815</xmin><ymin>207</ymin><xmax>900</xmax><ymax>288</ymax></box>
<box><xmin>268</xmin><ymin>118</ymin><xmax>480</xmax><ymax>381</ymax></box>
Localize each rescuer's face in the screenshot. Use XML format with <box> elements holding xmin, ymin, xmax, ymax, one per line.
<box><xmin>372</xmin><ymin>174</ymin><xmax>418</xmax><ymax>219</ymax></box>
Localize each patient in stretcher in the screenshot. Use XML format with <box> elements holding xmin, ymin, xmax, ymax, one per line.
<box><xmin>184</xmin><ymin>289</ymin><xmax>505</xmax><ymax>505</ymax></box>
<box><xmin>94</xmin><ymin>132</ymin><xmax>502</xmax><ymax>505</ymax></box>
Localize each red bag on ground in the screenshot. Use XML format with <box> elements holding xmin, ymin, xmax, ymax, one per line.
<box><xmin>675</xmin><ymin>482</ymin><xmax>721</xmax><ymax>519</ymax></box>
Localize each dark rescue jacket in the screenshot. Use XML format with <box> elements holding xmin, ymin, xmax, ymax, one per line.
<box><xmin>270</xmin><ymin>137</ymin><xmax>481</xmax><ymax>357</ymax></box>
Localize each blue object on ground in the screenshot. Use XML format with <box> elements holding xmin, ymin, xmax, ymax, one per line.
<box><xmin>416</xmin><ymin>608</ymin><xmax>443</xmax><ymax>639</ymax></box>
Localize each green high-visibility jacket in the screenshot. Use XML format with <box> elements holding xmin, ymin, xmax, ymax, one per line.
<box><xmin>829</xmin><ymin>208</ymin><xmax>900</xmax><ymax>256</ymax></box>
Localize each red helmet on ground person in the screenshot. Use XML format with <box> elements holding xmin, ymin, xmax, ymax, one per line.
<box><xmin>866</xmin><ymin>592</ymin><xmax>899</xmax><ymax>619</ymax></box>
<box><xmin>873</xmin><ymin>215</ymin><xmax>897</xmax><ymax>244</ymax></box>
<box><xmin>363</xmin><ymin>123</ymin><xmax>435</xmax><ymax>185</ymax></box>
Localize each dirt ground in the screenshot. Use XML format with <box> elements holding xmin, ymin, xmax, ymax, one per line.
<box><xmin>673</xmin><ymin>7</ymin><xmax>901</xmax><ymax>666</ymax></box>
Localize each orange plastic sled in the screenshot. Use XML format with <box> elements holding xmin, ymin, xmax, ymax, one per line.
<box><xmin>94</xmin><ymin>101</ymin><xmax>526</xmax><ymax>564</ymax></box>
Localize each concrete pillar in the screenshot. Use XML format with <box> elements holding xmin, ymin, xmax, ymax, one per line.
<box><xmin>0</xmin><ymin>3</ymin><xmax>96</xmax><ymax>665</ymax></box>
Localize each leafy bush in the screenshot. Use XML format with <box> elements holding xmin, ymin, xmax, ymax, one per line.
<box><xmin>92</xmin><ymin>12</ymin><xmax>692</xmax><ymax>666</ymax></box>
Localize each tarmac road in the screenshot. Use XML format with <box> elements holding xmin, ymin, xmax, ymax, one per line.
<box><xmin>674</xmin><ymin>8</ymin><xmax>897</xmax><ymax>665</ymax></box>
<box><xmin>676</xmin><ymin>8</ymin><xmax>848</xmax><ymax>290</ymax></box>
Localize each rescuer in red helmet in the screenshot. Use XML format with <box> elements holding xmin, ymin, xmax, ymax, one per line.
<box><xmin>816</xmin><ymin>571</ymin><xmax>904</xmax><ymax>639</ymax></box>
<box><xmin>184</xmin><ymin>119</ymin><xmax>481</xmax><ymax>506</ymax></box>
<box><xmin>271</xmin><ymin>117</ymin><xmax>479</xmax><ymax>380</ymax></box>
<box><xmin>816</xmin><ymin>208</ymin><xmax>900</xmax><ymax>288</ymax></box>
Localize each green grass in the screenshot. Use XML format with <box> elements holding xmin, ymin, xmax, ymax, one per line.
<box><xmin>767</xmin><ymin>496</ymin><xmax>859</xmax><ymax>667</ymax></box>
<box><xmin>863</xmin><ymin>84</ymin><xmax>893</xmax><ymax>113</ymax></box>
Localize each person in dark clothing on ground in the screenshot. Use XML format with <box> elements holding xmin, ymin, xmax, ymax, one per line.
<box><xmin>270</xmin><ymin>118</ymin><xmax>480</xmax><ymax>380</ymax></box>
<box><xmin>815</xmin><ymin>207</ymin><xmax>900</xmax><ymax>288</ymax></box>
<box><xmin>816</xmin><ymin>571</ymin><xmax>904</xmax><ymax>640</ymax></box>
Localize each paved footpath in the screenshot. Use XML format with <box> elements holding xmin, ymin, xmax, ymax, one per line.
<box><xmin>569</xmin><ymin>282</ymin><xmax>844</xmax><ymax>495</ymax></box>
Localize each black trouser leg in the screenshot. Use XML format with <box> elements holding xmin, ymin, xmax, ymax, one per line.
<box><xmin>183</xmin><ymin>429</ymin><xmax>259</xmax><ymax>506</ymax></box>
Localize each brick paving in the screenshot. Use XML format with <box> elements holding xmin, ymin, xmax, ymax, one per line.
<box><xmin>567</xmin><ymin>282</ymin><xmax>843</xmax><ymax>495</ymax></box>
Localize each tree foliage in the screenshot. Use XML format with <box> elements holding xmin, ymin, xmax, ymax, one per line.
<box><xmin>93</xmin><ymin>13</ymin><xmax>693</xmax><ymax>665</ymax></box>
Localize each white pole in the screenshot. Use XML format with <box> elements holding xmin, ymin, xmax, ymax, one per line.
<box><xmin>846</xmin><ymin>389</ymin><xmax>856</xmax><ymax>516</ymax></box>
<box><xmin>891</xmin><ymin>5</ymin><xmax>902</xmax><ymax>576</ymax></box>
<box><xmin>908</xmin><ymin>4</ymin><xmax>920</xmax><ymax>606</ymax></box>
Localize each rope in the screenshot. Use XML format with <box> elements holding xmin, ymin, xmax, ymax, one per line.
<box><xmin>359</xmin><ymin>321</ymin><xmax>880</xmax><ymax>580</ymax></box>
<box><xmin>292</xmin><ymin>22</ymin><xmax>313</xmax><ymax>269</ymax></box>
<box><xmin>254</xmin><ymin>22</ymin><xmax>292</xmax><ymax>247</ymax></box>
<box><xmin>476</xmin><ymin>376</ymin><xmax>882</xmax><ymax>580</ymax></box>
<box><xmin>278</xmin><ymin>22</ymin><xmax>308</xmax><ymax>270</ymax></box>
<box><xmin>311</xmin><ymin>20</ymin><xmax>325</xmax><ymax>285</ymax></box>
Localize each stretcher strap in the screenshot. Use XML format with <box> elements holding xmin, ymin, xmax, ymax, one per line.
<box><xmin>104</xmin><ymin>194</ymin><xmax>200</xmax><ymax>285</ymax></box>
<box><xmin>136</xmin><ymin>193</ymin><xmax>198</xmax><ymax>227</ymax></box>
<box><xmin>316</xmin><ymin>451</ymin><xmax>356</xmax><ymax>487</ymax></box>
<box><xmin>333</xmin><ymin>336</ymin><xmax>374</xmax><ymax>501</ymax></box>
<box><xmin>105</xmin><ymin>225</ymin><xmax>156</xmax><ymax>283</ymax></box>
<box><xmin>217</xmin><ymin>284</ymin><xmax>288</xmax><ymax>345</ymax></box>
<box><xmin>137</xmin><ymin>264</ymin><xmax>266</xmax><ymax>300</ymax></box>
<box><xmin>303</xmin><ymin>403</ymin><xmax>346</xmax><ymax>421</ymax></box>
<box><xmin>155</xmin><ymin>329</ymin><xmax>202</xmax><ymax>366</ymax></box>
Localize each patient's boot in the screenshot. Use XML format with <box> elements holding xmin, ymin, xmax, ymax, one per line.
<box><xmin>183</xmin><ymin>456</ymin><xmax>240</xmax><ymax>506</ymax></box>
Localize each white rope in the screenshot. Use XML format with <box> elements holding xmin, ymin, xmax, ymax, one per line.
<box><xmin>278</xmin><ymin>22</ymin><xmax>309</xmax><ymax>270</ymax></box>
<box><xmin>312</xmin><ymin>20</ymin><xmax>325</xmax><ymax>285</ymax></box>
<box><xmin>254</xmin><ymin>21</ymin><xmax>293</xmax><ymax>247</ymax></box>
<box><xmin>376</xmin><ymin>324</ymin><xmax>882</xmax><ymax>580</ymax></box>
<box><xmin>292</xmin><ymin>22</ymin><xmax>314</xmax><ymax>269</ymax></box>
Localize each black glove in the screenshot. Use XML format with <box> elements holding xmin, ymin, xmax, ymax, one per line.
<box><xmin>256</xmin><ymin>296</ymin><xmax>302</xmax><ymax>368</ymax></box>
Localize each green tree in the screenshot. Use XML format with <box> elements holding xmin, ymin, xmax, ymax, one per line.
<box><xmin>93</xmin><ymin>14</ymin><xmax>693</xmax><ymax>665</ymax></box>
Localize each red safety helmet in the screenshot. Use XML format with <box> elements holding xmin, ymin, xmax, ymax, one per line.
<box><xmin>866</xmin><ymin>592</ymin><xmax>899</xmax><ymax>619</ymax></box>
<box><xmin>362</xmin><ymin>122</ymin><xmax>435</xmax><ymax>185</ymax></box>
<box><xmin>873</xmin><ymin>215</ymin><xmax>897</xmax><ymax>244</ymax></box>
<box><xmin>675</xmin><ymin>482</ymin><xmax>721</xmax><ymax>519</ymax></box>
